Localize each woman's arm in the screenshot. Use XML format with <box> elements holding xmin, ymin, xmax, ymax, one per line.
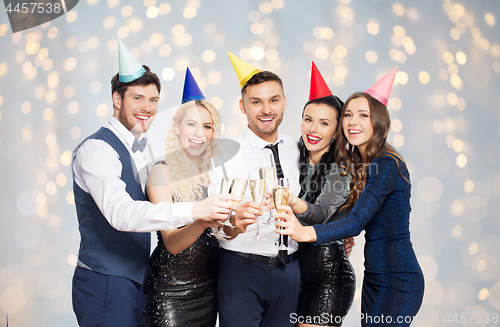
<box><xmin>146</xmin><ymin>164</ymin><xmax>206</xmax><ymax>255</ymax></box>
<box><xmin>278</xmin><ymin>156</ymin><xmax>400</xmax><ymax>244</ymax></box>
<box><xmin>294</xmin><ymin>165</ymin><xmax>351</xmax><ymax>225</ymax></box>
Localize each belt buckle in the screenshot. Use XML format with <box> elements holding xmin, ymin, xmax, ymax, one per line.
<box><xmin>268</xmin><ymin>257</ymin><xmax>280</xmax><ymax>267</ymax></box>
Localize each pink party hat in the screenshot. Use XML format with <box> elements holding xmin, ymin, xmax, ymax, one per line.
<box><xmin>365</xmin><ymin>67</ymin><xmax>397</xmax><ymax>106</ymax></box>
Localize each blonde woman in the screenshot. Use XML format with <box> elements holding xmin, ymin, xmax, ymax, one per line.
<box><xmin>144</xmin><ymin>69</ymin><xmax>223</xmax><ymax>327</ymax></box>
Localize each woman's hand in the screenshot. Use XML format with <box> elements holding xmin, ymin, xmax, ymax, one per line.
<box><xmin>263</xmin><ymin>192</ymin><xmax>297</xmax><ymax>211</ymax></box>
<box><xmin>274</xmin><ymin>205</ymin><xmax>317</xmax><ymax>243</ymax></box>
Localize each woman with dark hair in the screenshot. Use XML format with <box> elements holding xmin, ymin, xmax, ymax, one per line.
<box><xmin>276</xmin><ymin>68</ymin><xmax>424</xmax><ymax>327</ymax></box>
<box><xmin>282</xmin><ymin>63</ymin><xmax>355</xmax><ymax>327</ymax></box>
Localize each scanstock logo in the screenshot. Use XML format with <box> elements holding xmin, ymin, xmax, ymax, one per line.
<box><xmin>3</xmin><ymin>0</ymin><xmax>79</xmax><ymax>33</ymax></box>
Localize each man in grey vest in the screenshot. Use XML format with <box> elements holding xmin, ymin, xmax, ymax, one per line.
<box><xmin>71</xmin><ymin>40</ymin><xmax>235</xmax><ymax>327</ymax></box>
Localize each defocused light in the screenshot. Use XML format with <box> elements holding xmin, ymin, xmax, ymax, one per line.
<box><xmin>159</xmin><ymin>44</ymin><xmax>171</xmax><ymax>57</ymax></box>
<box><xmin>478</xmin><ymin>288</ymin><xmax>490</xmax><ymax>301</ymax></box>
<box><xmin>183</xmin><ymin>6</ymin><xmax>197</xmax><ymax>19</ymax></box>
<box><xmin>45</xmin><ymin>90</ymin><xmax>56</xmax><ymax>103</ymax></box>
<box><xmin>388</xmin><ymin>97</ymin><xmax>402</xmax><ymax>111</ymax></box>
<box><xmin>121</xmin><ymin>5</ymin><xmax>133</xmax><ymax>17</ymax></box>
<box><xmin>419</xmin><ymin>71</ymin><xmax>430</xmax><ymax>84</ymax></box>
<box><xmin>249</xmin><ymin>47</ymin><xmax>265</xmax><ymax>60</ymax></box>
<box><xmin>391</xmin><ymin>119</ymin><xmax>403</xmax><ymax>132</ymax></box>
<box><xmin>392</xmin><ymin>3</ymin><xmax>404</xmax><ymax>16</ymax></box>
<box><xmin>450</xmin><ymin>28</ymin><xmax>461</xmax><ymax>40</ymax></box>
<box><xmin>96</xmin><ymin>104</ymin><xmax>109</xmax><ymax>117</ymax></box>
<box><xmin>65</xmin><ymin>58</ymin><xmax>77</xmax><ymax>71</ymax></box>
<box><xmin>21</xmin><ymin>102</ymin><xmax>31</xmax><ymax>114</ymax></box>
<box><xmin>456</xmin><ymin>51</ymin><xmax>467</xmax><ymax>64</ymax></box>
<box><xmin>485</xmin><ymin>13</ymin><xmax>496</xmax><ymax>26</ymax></box>
<box><xmin>172</xmin><ymin>24</ymin><xmax>185</xmax><ymax>37</ymax></box>
<box><xmin>259</xmin><ymin>2</ymin><xmax>273</xmax><ymax>14</ymax></box>
<box><xmin>367</xmin><ymin>19</ymin><xmax>379</xmax><ymax>35</ymax></box>
<box><xmin>457</xmin><ymin>154</ymin><xmax>467</xmax><ymax>167</ymax></box>
<box><xmin>70</xmin><ymin>126</ymin><xmax>81</xmax><ymax>139</ymax></box>
<box><xmin>60</xmin><ymin>151</ymin><xmax>72</xmax><ymax>166</ymax></box>
<box><xmin>315</xmin><ymin>46</ymin><xmax>329</xmax><ymax>60</ymax></box>
<box><xmin>451</xmin><ymin>225</ymin><xmax>462</xmax><ymax>238</ymax></box>
<box><xmin>207</xmin><ymin>71</ymin><xmax>221</xmax><ymax>84</ymax></box>
<box><xmin>443</xmin><ymin>51</ymin><xmax>454</xmax><ymax>64</ymax></box>
<box><xmin>159</xmin><ymin>3</ymin><xmax>171</xmax><ymax>15</ymax></box>
<box><xmin>251</xmin><ymin>23</ymin><xmax>265</xmax><ymax>35</ymax></box>
<box><xmin>46</xmin><ymin>182</ymin><xmax>57</xmax><ymax>195</ymax></box>
<box><xmin>248</xmin><ymin>10</ymin><xmax>261</xmax><ymax>22</ymax></box>
<box><xmin>66</xmin><ymin>11</ymin><xmax>77</xmax><ymax>23</ymax></box>
<box><xmin>56</xmin><ymin>174</ymin><xmax>67</xmax><ymax>187</ymax></box>
<box><xmin>162</xmin><ymin>67</ymin><xmax>175</xmax><ymax>81</ymax></box>
<box><xmin>394</xmin><ymin>25</ymin><xmax>405</xmax><ymax>38</ymax></box>
<box><xmin>68</xmin><ymin>101</ymin><xmax>79</xmax><ymax>114</ymax></box>
<box><xmin>365</xmin><ymin>51</ymin><xmax>378</xmax><ymax>64</ymax></box>
<box><xmin>320</xmin><ymin>27</ymin><xmax>334</xmax><ymax>39</ymax></box>
<box><xmin>21</xmin><ymin>126</ymin><xmax>32</xmax><ymax>142</ymax></box>
<box><xmin>334</xmin><ymin>45</ymin><xmax>348</xmax><ymax>58</ymax></box>
<box><xmin>393</xmin><ymin>134</ymin><xmax>405</xmax><ymax>147</ymax></box>
<box><xmin>117</xmin><ymin>26</ymin><xmax>130</xmax><ymax>39</ymax></box>
<box><xmin>271</xmin><ymin>0</ymin><xmax>284</xmax><ymax>9</ymax></box>
<box><xmin>0</xmin><ymin>287</ymin><xmax>27</xmax><ymax>314</ymax></box>
<box><xmin>66</xmin><ymin>192</ymin><xmax>75</xmax><ymax>205</ymax></box>
<box><xmin>147</xmin><ymin>6</ymin><xmax>160</xmax><ymax>19</ymax></box>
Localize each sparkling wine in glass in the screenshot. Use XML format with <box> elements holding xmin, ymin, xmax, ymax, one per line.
<box><xmin>224</xmin><ymin>178</ymin><xmax>248</xmax><ymax>228</ymax></box>
<box><xmin>259</xmin><ymin>154</ymin><xmax>276</xmax><ymax>224</ymax></box>
<box><xmin>273</xmin><ymin>178</ymin><xmax>289</xmax><ymax>250</ymax></box>
<box><xmin>249</xmin><ymin>179</ymin><xmax>267</xmax><ymax>241</ymax></box>
<box><xmin>210</xmin><ymin>178</ymin><xmax>235</xmax><ymax>239</ymax></box>
<box><xmin>219</xmin><ymin>178</ymin><xmax>236</xmax><ymax>228</ymax></box>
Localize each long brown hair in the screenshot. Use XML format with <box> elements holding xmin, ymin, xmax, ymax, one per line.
<box><xmin>335</xmin><ymin>92</ymin><xmax>406</xmax><ymax>211</ymax></box>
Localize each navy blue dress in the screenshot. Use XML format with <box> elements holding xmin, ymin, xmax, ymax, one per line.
<box><xmin>313</xmin><ymin>154</ymin><xmax>424</xmax><ymax>327</ymax></box>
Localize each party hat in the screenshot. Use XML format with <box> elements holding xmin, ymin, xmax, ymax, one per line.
<box><xmin>118</xmin><ymin>39</ymin><xmax>146</xmax><ymax>83</ymax></box>
<box><xmin>365</xmin><ymin>67</ymin><xmax>397</xmax><ymax>106</ymax></box>
<box><xmin>182</xmin><ymin>67</ymin><xmax>206</xmax><ymax>104</ymax></box>
<box><xmin>227</xmin><ymin>51</ymin><xmax>261</xmax><ymax>88</ymax></box>
<box><xmin>309</xmin><ymin>61</ymin><xmax>333</xmax><ymax>101</ymax></box>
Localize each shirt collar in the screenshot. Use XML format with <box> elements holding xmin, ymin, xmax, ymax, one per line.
<box><xmin>242</xmin><ymin>126</ymin><xmax>284</xmax><ymax>150</ymax></box>
<box><xmin>108</xmin><ymin>116</ymin><xmax>144</xmax><ymax>151</ymax></box>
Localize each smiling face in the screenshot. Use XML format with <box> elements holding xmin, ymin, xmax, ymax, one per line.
<box><xmin>239</xmin><ymin>81</ymin><xmax>286</xmax><ymax>143</ymax></box>
<box><xmin>113</xmin><ymin>84</ymin><xmax>159</xmax><ymax>139</ymax></box>
<box><xmin>175</xmin><ymin>106</ymin><xmax>214</xmax><ymax>159</ymax></box>
<box><xmin>343</xmin><ymin>96</ymin><xmax>374</xmax><ymax>158</ymax></box>
<box><xmin>301</xmin><ymin>103</ymin><xmax>338</xmax><ymax>163</ymax></box>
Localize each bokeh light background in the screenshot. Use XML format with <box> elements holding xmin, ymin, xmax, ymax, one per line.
<box><xmin>1</xmin><ymin>0</ymin><xmax>500</xmax><ymax>326</ymax></box>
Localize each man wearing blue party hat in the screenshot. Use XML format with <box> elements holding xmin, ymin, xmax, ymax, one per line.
<box><xmin>71</xmin><ymin>41</ymin><xmax>235</xmax><ymax>327</ymax></box>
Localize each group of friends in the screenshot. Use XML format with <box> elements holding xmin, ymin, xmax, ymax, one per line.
<box><xmin>70</xmin><ymin>40</ymin><xmax>425</xmax><ymax>327</ymax></box>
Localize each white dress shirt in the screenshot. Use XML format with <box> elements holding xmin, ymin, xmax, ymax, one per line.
<box><xmin>208</xmin><ymin>126</ymin><xmax>300</xmax><ymax>257</ymax></box>
<box><xmin>72</xmin><ymin>116</ymin><xmax>193</xmax><ymax>232</ymax></box>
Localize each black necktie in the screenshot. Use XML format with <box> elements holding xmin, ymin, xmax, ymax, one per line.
<box><xmin>132</xmin><ymin>137</ymin><xmax>147</xmax><ymax>153</ymax></box>
<box><xmin>265</xmin><ymin>143</ymin><xmax>288</xmax><ymax>265</ymax></box>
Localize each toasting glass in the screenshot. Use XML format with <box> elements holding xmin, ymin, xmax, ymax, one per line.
<box><xmin>273</xmin><ymin>178</ymin><xmax>289</xmax><ymax>251</ymax></box>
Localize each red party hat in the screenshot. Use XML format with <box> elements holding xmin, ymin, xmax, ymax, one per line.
<box><xmin>365</xmin><ymin>67</ymin><xmax>397</xmax><ymax>106</ymax></box>
<box><xmin>309</xmin><ymin>62</ymin><xmax>333</xmax><ymax>101</ymax></box>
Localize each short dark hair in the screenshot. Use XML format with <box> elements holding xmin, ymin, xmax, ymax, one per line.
<box><xmin>111</xmin><ymin>65</ymin><xmax>161</xmax><ymax>99</ymax></box>
<box><xmin>241</xmin><ymin>71</ymin><xmax>284</xmax><ymax>97</ymax></box>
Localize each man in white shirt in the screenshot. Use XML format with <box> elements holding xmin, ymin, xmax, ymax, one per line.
<box><xmin>72</xmin><ymin>63</ymin><xmax>234</xmax><ymax>327</ymax></box>
<box><xmin>208</xmin><ymin>70</ymin><xmax>301</xmax><ymax>327</ymax></box>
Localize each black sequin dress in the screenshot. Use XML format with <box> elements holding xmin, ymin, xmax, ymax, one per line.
<box><xmin>296</xmin><ymin>162</ymin><xmax>356</xmax><ymax>326</ymax></box>
<box><xmin>144</xmin><ymin>185</ymin><xmax>219</xmax><ymax>327</ymax></box>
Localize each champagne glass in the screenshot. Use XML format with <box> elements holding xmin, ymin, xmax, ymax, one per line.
<box><xmin>259</xmin><ymin>154</ymin><xmax>276</xmax><ymax>225</ymax></box>
<box><xmin>219</xmin><ymin>178</ymin><xmax>236</xmax><ymax>227</ymax></box>
<box><xmin>224</xmin><ymin>178</ymin><xmax>248</xmax><ymax>228</ymax></box>
<box><xmin>249</xmin><ymin>179</ymin><xmax>267</xmax><ymax>241</ymax></box>
<box><xmin>210</xmin><ymin>178</ymin><xmax>234</xmax><ymax>239</ymax></box>
<box><xmin>273</xmin><ymin>178</ymin><xmax>289</xmax><ymax>251</ymax></box>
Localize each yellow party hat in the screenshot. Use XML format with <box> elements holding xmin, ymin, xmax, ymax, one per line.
<box><xmin>227</xmin><ymin>51</ymin><xmax>261</xmax><ymax>88</ymax></box>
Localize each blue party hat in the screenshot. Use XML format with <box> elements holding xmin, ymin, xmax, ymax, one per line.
<box><xmin>118</xmin><ymin>39</ymin><xmax>146</xmax><ymax>83</ymax></box>
<box><xmin>182</xmin><ymin>67</ymin><xmax>206</xmax><ymax>104</ymax></box>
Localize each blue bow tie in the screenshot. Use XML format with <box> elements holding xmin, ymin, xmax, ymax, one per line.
<box><xmin>132</xmin><ymin>137</ymin><xmax>147</xmax><ymax>153</ymax></box>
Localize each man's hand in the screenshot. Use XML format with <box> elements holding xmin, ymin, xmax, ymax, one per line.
<box><xmin>221</xmin><ymin>201</ymin><xmax>262</xmax><ymax>239</ymax></box>
<box><xmin>344</xmin><ymin>237</ymin><xmax>355</xmax><ymax>257</ymax></box>
<box><xmin>191</xmin><ymin>194</ymin><xmax>239</xmax><ymax>222</ymax></box>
